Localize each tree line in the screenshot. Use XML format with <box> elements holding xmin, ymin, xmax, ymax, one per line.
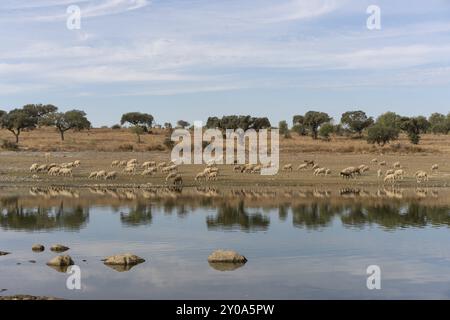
<box><xmin>1</xmin><ymin>105</ymin><xmax>449</xmax><ymax>146</ymax></box>
<box><xmin>283</xmin><ymin>110</ymin><xmax>450</xmax><ymax>145</ymax></box>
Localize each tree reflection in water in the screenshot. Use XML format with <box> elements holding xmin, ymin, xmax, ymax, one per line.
<box><xmin>120</xmin><ymin>203</ymin><xmax>152</xmax><ymax>227</ymax></box>
<box><xmin>206</xmin><ymin>201</ymin><xmax>270</xmax><ymax>232</ymax></box>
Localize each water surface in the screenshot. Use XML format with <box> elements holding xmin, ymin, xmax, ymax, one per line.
<box><xmin>1</xmin><ymin>186</ymin><xmax>450</xmax><ymax>299</ymax></box>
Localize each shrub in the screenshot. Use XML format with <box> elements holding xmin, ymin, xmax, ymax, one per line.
<box><xmin>118</xmin><ymin>143</ymin><xmax>134</xmax><ymax>151</ymax></box>
<box><xmin>111</xmin><ymin>124</ymin><xmax>121</xmax><ymax>130</ymax></box>
<box><xmin>1</xmin><ymin>140</ymin><xmax>19</xmax><ymax>150</ymax></box>
<box><xmin>367</xmin><ymin>125</ymin><xmax>399</xmax><ymax>146</ymax></box>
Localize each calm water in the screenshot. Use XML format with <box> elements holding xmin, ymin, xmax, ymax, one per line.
<box><xmin>1</xmin><ymin>187</ymin><xmax>450</xmax><ymax>300</ymax></box>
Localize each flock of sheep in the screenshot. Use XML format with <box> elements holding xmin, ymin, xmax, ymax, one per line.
<box><xmin>27</xmin><ymin>153</ymin><xmax>441</xmax><ymax>186</ymax></box>
<box><xmin>280</xmin><ymin>158</ymin><xmax>439</xmax><ymax>184</ymax></box>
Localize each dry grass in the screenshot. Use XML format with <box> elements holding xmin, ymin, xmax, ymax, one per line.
<box><xmin>0</xmin><ymin>127</ymin><xmax>449</xmax><ymax>154</ymax></box>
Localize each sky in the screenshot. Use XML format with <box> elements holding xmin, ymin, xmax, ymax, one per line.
<box><xmin>1</xmin><ymin>0</ymin><xmax>450</xmax><ymax>127</ymax></box>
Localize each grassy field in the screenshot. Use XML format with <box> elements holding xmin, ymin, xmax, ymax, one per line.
<box><xmin>0</xmin><ymin>128</ymin><xmax>449</xmax><ymax>188</ymax></box>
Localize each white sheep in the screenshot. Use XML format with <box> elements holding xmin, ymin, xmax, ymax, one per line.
<box><xmin>105</xmin><ymin>171</ymin><xmax>117</xmax><ymax>180</ymax></box>
<box><xmin>96</xmin><ymin>170</ymin><xmax>107</xmax><ymax>179</ymax></box>
<box><xmin>384</xmin><ymin>174</ymin><xmax>396</xmax><ymax>184</ymax></box>
<box><xmin>195</xmin><ymin>172</ymin><xmax>207</xmax><ymax>181</ymax></box>
<box><xmin>165</xmin><ymin>172</ymin><xmax>178</xmax><ymax>182</ymax></box>
<box><xmin>59</xmin><ymin>168</ymin><xmax>73</xmax><ymax>177</ymax></box>
<box><xmin>283</xmin><ymin>164</ymin><xmax>293</xmax><ymax>172</ymax></box>
<box><xmin>393</xmin><ymin>161</ymin><xmax>401</xmax><ymax>169</ymax></box>
<box><xmin>297</xmin><ymin>163</ymin><xmax>308</xmax><ymax>171</ymax></box>
<box><xmin>142</xmin><ymin>168</ymin><xmax>157</xmax><ymax>176</ymax></box>
<box><xmin>111</xmin><ymin>160</ymin><xmax>120</xmax><ymax>167</ymax></box>
<box><xmin>88</xmin><ymin>171</ymin><xmax>98</xmax><ymax>179</ymax></box>
<box><xmin>379</xmin><ymin>161</ymin><xmax>387</xmax><ymax>166</ymax></box>
<box><xmin>431</xmin><ymin>164</ymin><xmax>439</xmax><ymax>172</ymax></box>
<box><xmin>30</xmin><ymin>163</ymin><xmax>39</xmax><ymax>172</ymax></box>
<box><xmin>127</xmin><ymin>159</ymin><xmax>138</xmax><ymax>166</ymax></box>
<box><xmin>208</xmin><ymin>172</ymin><xmax>218</xmax><ymax>180</ymax></box>
<box><xmin>73</xmin><ymin>160</ymin><xmax>81</xmax><ymax>167</ymax></box>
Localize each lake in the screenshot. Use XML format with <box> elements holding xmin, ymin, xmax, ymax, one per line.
<box><xmin>1</xmin><ymin>186</ymin><xmax>450</xmax><ymax>299</ymax></box>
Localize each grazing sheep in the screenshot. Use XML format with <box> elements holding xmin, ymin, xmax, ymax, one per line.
<box><xmin>48</xmin><ymin>166</ymin><xmax>61</xmax><ymax>176</ymax></box>
<box><xmin>431</xmin><ymin>164</ymin><xmax>439</xmax><ymax>172</ymax></box>
<box><xmin>312</xmin><ymin>164</ymin><xmax>320</xmax><ymax>170</ymax></box>
<box><xmin>111</xmin><ymin>160</ymin><xmax>120</xmax><ymax>167</ymax></box>
<box><xmin>89</xmin><ymin>171</ymin><xmax>98</xmax><ymax>179</ymax></box>
<box><xmin>416</xmin><ymin>171</ymin><xmax>429</xmax><ymax>183</ymax></box>
<box><xmin>195</xmin><ymin>172</ymin><xmax>207</xmax><ymax>181</ymax></box>
<box><xmin>157</xmin><ymin>162</ymin><xmax>167</xmax><ymax>169</ymax></box>
<box><xmin>96</xmin><ymin>170</ymin><xmax>107</xmax><ymax>179</ymax></box>
<box><xmin>233</xmin><ymin>165</ymin><xmax>243</xmax><ymax>172</ymax></box>
<box><xmin>385</xmin><ymin>169</ymin><xmax>395</xmax><ymax>176</ymax></box>
<box><xmin>162</xmin><ymin>165</ymin><xmax>178</xmax><ymax>173</ymax></box>
<box><xmin>142</xmin><ymin>167</ymin><xmax>157</xmax><ymax>176</ymax></box>
<box><xmin>314</xmin><ymin>168</ymin><xmax>327</xmax><ymax>176</ymax></box>
<box><xmin>36</xmin><ymin>164</ymin><xmax>49</xmax><ymax>173</ymax></box>
<box><xmin>59</xmin><ymin>168</ymin><xmax>73</xmax><ymax>177</ymax></box>
<box><xmin>358</xmin><ymin>165</ymin><xmax>370</xmax><ymax>173</ymax></box>
<box><xmin>142</xmin><ymin>161</ymin><xmax>156</xmax><ymax>169</ymax></box>
<box><xmin>165</xmin><ymin>172</ymin><xmax>178</xmax><ymax>182</ymax></box>
<box><xmin>304</xmin><ymin>160</ymin><xmax>315</xmax><ymax>166</ymax></box>
<box><xmin>123</xmin><ymin>166</ymin><xmax>136</xmax><ymax>174</ymax></box>
<box><xmin>119</xmin><ymin>160</ymin><xmax>127</xmax><ymax>167</ymax></box>
<box><xmin>394</xmin><ymin>169</ymin><xmax>406</xmax><ymax>180</ymax></box>
<box><xmin>73</xmin><ymin>160</ymin><xmax>81</xmax><ymax>167</ymax></box>
<box><xmin>127</xmin><ymin>159</ymin><xmax>138</xmax><ymax>166</ymax></box>
<box><xmin>208</xmin><ymin>172</ymin><xmax>218</xmax><ymax>180</ymax></box>
<box><xmin>251</xmin><ymin>165</ymin><xmax>262</xmax><ymax>174</ymax></box>
<box><xmin>30</xmin><ymin>163</ymin><xmax>39</xmax><ymax>172</ymax></box>
<box><xmin>371</xmin><ymin>158</ymin><xmax>378</xmax><ymax>163</ymax></box>
<box><xmin>379</xmin><ymin>161</ymin><xmax>387</xmax><ymax>166</ymax></box>
<box><xmin>325</xmin><ymin>169</ymin><xmax>331</xmax><ymax>176</ymax></box>
<box><xmin>340</xmin><ymin>171</ymin><xmax>354</xmax><ymax>179</ymax></box>
<box><xmin>384</xmin><ymin>174</ymin><xmax>396</xmax><ymax>184</ymax></box>
<box><xmin>173</xmin><ymin>175</ymin><xmax>183</xmax><ymax>185</ymax></box>
<box><xmin>297</xmin><ymin>163</ymin><xmax>308</xmax><ymax>171</ymax></box>
<box><xmin>283</xmin><ymin>164</ymin><xmax>293</xmax><ymax>172</ymax></box>
<box><xmin>393</xmin><ymin>162</ymin><xmax>401</xmax><ymax>169</ymax></box>
<box><xmin>105</xmin><ymin>171</ymin><xmax>117</xmax><ymax>180</ymax></box>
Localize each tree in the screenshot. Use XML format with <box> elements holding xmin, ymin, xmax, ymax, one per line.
<box><xmin>0</xmin><ymin>108</ymin><xmax>39</xmax><ymax>143</ymax></box>
<box><xmin>278</xmin><ymin>121</ymin><xmax>290</xmax><ymax>138</ymax></box>
<box><xmin>376</xmin><ymin>112</ymin><xmax>402</xmax><ymax>130</ymax></box>
<box><xmin>42</xmin><ymin>110</ymin><xmax>91</xmax><ymax>141</ymax></box>
<box><xmin>164</xmin><ymin>122</ymin><xmax>172</xmax><ymax>130</ymax></box>
<box><xmin>367</xmin><ymin>124</ymin><xmax>399</xmax><ymax>146</ymax></box>
<box><xmin>303</xmin><ymin>111</ymin><xmax>332</xmax><ymax>139</ymax></box>
<box><xmin>340</xmin><ymin>110</ymin><xmax>374</xmax><ymax>137</ymax></box>
<box><xmin>319</xmin><ymin>123</ymin><xmax>334</xmax><ymax>140</ymax></box>
<box><xmin>205</xmin><ymin>116</ymin><xmax>271</xmax><ymax>131</ymax></box>
<box><xmin>177</xmin><ymin>120</ymin><xmax>190</xmax><ymax>129</ymax></box>
<box><xmin>429</xmin><ymin>113</ymin><xmax>449</xmax><ymax>134</ymax></box>
<box><xmin>120</xmin><ymin>112</ymin><xmax>154</xmax><ymax>143</ymax></box>
<box><xmin>399</xmin><ymin>116</ymin><xmax>430</xmax><ymax>144</ymax></box>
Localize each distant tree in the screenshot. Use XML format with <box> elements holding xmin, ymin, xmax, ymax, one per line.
<box><xmin>41</xmin><ymin>110</ymin><xmax>91</xmax><ymax>141</ymax></box>
<box><xmin>177</xmin><ymin>120</ymin><xmax>190</xmax><ymax>129</ymax></box>
<box><xmin>340</xmin><ymin>110</ymin><xmax>374</xmax><ymax>137</ymax></box>
<box><xmin>206</xmin><ymin>117</ymin><xmax>220</xmax><ymax>129</ymax></box>
<box><xmin>0</xmin><ymin>104</ymin><xmax>58</xmax><ymax>143</ymax></box>
<box><xmin>367</xmin><ymin>124</ymin><xmax>399</xmax><ymax>146</ymax></box>
<box><xmin>376</xmin><ymin>112</ymin><xmax>402</xmax><ymax>130</ymax></box>
<box><xmin>111</xmin><ymin>124</ymin><xmax>121</xmax><ymax>130</ymax></box>
<box><xmin>399</xmin><ymin>116</ymin><xmax>430</xmax><ymax>144</ymax></box>
<box><xmin>292</xmin><ymin>115</ymin><xmax>308</xmax><ymax>136</ymax></box>
<box><xmin>120</xmin><ymin>112</ymin><xmax>154</xmax><ymax>143</ymax></box>
<box><xmin>164</xmin><ymin>122</ymin><xmax>173</xmax><ymax>130</ymax></box>
<box><xmin>303</xmin><ymin>111</ymin><xmax>332</xmax><ymax>139</ymax></box>
<box><xmin>319</xmin><ymin>123</ymin><xmax>334</xmax><ymax>140</ymax></box>
<box><xmin>429</xmin><ymin>113</ymin><xmax>449</xmax><ymax>134</ymax></box>
<box><xmin>278</xmin><ymin>120</ymin><xmax>290</xmax><ymax>138</ymax></box>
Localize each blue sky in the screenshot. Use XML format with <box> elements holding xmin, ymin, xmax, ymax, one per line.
<box><xmin>1</xmin><ymin>0</ymin><xmax>450</xmax><ymax>126</ymax></box>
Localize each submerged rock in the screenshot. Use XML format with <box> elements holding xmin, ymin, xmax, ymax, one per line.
<box><xmin>102</xmin><ymin>253</ymin><xmax>145</xmax><ymax>266</ymax></box>
<box><xmin>46</xmin><ymin>255</ymin><xmax>74</xmax><ymax>267</ymax></box>
<box><xmin>208</xmin><ymin>250</ymin><xmax>247</xmax><ymax>263</ymax></box>
<box><xmin>104</xmin><ymin>264</ymin><xmax>141</xmax><ymax>272</ymax></box>
<box><xmin>50</xmin><ymin>244</ymin><xmax>70</xmax><ymax>253</ymax></box>
<box><xmin>208</xmin><ymin>262</ymin><xmax>246</xmax><ymax>272</ymax></box>
<box><xmin>32</xmin><ymin>244</ymin><xmax>45</xmax><ymax>252</ymax></box>
<box><xmin>0</xmin><ymin>251</ymin><xmax>10</xmax><ymax>256</ymax></box>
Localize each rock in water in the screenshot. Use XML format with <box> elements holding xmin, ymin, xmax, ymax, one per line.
<box><xmin>46</xmin><ymin>255</ymin><xmax>74</xmax><ymax>267</ymax></box>
<box><xmin>32</xmin><ymin>244</ymin><xmax>45</xmax><ymax>252</ymax></box>
<box><xmin>103</xmin><ymin>254</ymin><xmax>145</xmax><ymax>266</ymax></box>
<box><xmin>50</xmin><ymin>244</ymin><xmax>70</xmax><ymax>253</ymax></box>
<box><xmin>0</xmin><ymin>251</ymin><xmax>10</xmax><ymax>256</ymax></box>
<box><xmin>208</xmin><ymin>250</ymin><xmax>247</xmax><ymax>263</ymax></box>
